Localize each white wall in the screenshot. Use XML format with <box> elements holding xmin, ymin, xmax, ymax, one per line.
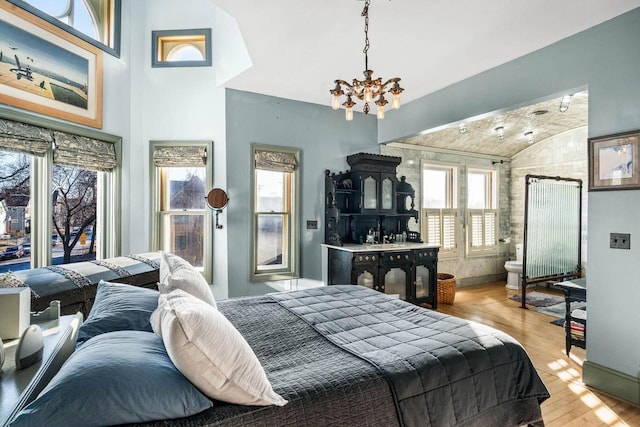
<box><xmin>100</xmin><ymin>0</ymin><xmax>230</xmax><ymax>298</ymax></box>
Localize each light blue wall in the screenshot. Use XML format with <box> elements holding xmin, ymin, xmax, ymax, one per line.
<box><xmin>380</xmin><ymin>9</ymin><xmax>640</xmax><ymax>379</ymax></box>
<box><xmin>225</xmin><ymin>89</ymin><xmax>378</xmax><ymax>297</ymax></box>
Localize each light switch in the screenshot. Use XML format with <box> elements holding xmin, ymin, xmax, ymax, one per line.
<box><xmin>610</xmin><ymin>233</ymin><xmax>631</xmax><ymax>249</ymax></box>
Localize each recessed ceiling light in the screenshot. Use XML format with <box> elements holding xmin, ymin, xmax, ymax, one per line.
<box><xmin>524</xmin><ymin>131</ymin><xmax>534</xmax><ymax>144</ymax></box>
<box><xmin>495</xmin><ymin>126</ymin><xmax>505</xmax><ymax>141</ymax></box>
<box><xmin>458</xmin><ymin>123</ymin><xmax>467</xmax><ymax>134</ymax></box>
<box><xmin>532</xmin><ymin>110</ymin><xmax>548</xmax><ymax>116</ymax></box>
<box><xmin>559</xmin><ymin>94</ymin><xmax>573</xmax><ymax>112</ymax></box>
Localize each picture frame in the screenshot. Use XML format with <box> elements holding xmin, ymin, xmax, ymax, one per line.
<box><xmin>588</xmin><ymin>129</ymin><xmax>640</xmax><ymax>191</ymax></box>
<box><xmin>0</xmin><ymin>2</ymin><xmax>103</xmax><ymax>129</ymax></box>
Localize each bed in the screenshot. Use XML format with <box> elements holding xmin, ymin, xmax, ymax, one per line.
<box><xmin>10</xmin><ymin>279</ymin><xmax>549</xmax><ymax>427</ymax></box>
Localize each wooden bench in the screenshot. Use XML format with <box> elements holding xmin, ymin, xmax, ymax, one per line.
<box><xmin>0</xmin><ymin>252</ymin><xmax>160</xmax><ymax>317</ymax></box>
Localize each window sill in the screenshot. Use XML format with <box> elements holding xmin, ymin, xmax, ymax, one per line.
<box><xmin>465</xmin><ymin>251</ymin><xmax>499</xmax><ymax>259</ymax></box>
<box><xmin>264</xmin><ymin>278</ymin><xmax>325</xmax><ymax>293</ymax></box>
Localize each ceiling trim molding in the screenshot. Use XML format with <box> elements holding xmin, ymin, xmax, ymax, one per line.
<box><xmin>386</xmin><ymin>142</ymin><xmax>511</xmax><ymax>162</ymax></box>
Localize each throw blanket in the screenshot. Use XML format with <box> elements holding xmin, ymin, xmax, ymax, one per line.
<box><xmin>270</xmin><ymin>285</ymin><xmax>550</xmax><ymax>426</ymax></box>
<box><xmin>133</xmin><ymin>285</ymin><xmax>548</xmax><ymax>427</ymax></box>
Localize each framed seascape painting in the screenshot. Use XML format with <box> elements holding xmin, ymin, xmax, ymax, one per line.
<box><xmin>588</xmin><ymin>129</ymin><xmax>640</xmax><ymax>191</ymax></box>
<box><xmin>0</xmin><ymin>2</ymin><xmax>103</xmax><ymax>128</ymax></box>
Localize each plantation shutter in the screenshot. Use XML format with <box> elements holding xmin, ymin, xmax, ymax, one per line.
<box><xmin>0</xmin><ymin>118</ymin><xmax>52</xmax><ymax>156</ymax></box>
<box><xmin>441</xmin><ymin>209</ymin><xmax>457</xmax><ymax>251</ymax></box>
<box><xmin>424</xmin><ymin>209</ymin><xmax>457</xmax><ymax>253</ymax></box>
<box><xmin>469</xmin><ymin>210</ymin><xmax>484</xmax><ymax>248</ymax></box>
<box><xmin>468</xmin><ymin>209</ymin><xmax>498</xmax><ymax>251</ymax></box>
<box><xmin>254</xmin><ymin>149</ymin><xmax>297</xmax><ymax>172</ymax></box>
<box><xmin>424</xmin><ymin>209</ymin><xmax>441</xmax><ymax>246</ymax></box>
<box><xmin>153</xmin><ymin>146</ymin><xmax>207</xmax><ymax>167</ymax></box>
<box><xmin>53</xmin><ymin>131</ymin><xmax>117</xmax><ymax>172</ymax></box>
<box><xmin>484</xmin><ymin>210</ymin><xmax>497</xmax><ymax>247</ymax></box>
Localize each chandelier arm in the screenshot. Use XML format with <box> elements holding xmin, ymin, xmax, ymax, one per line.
<box><xmin>334</xmin><ymin>79</ymin><xmax>354</xmax><ymax>89</ymax></box>
<box><xmin>380</xmin><ymin>78</ymin><xmax>401</xmax><ymax>87</ymax></box>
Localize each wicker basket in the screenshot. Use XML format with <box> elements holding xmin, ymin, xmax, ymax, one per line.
<box><xmin>437</xmin><ymin>273</ymin><xmax>456</xmax><ymax>304</ymax></box>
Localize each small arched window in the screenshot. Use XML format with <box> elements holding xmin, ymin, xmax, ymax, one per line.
<box><xmin>167</xmin><ymin>44</ymin><xmax>205</xmax><ymax>62</ymax></box>
<box><xmin>152</xmin><ymin>29</ymin><xmax>212</xmax><ymax>68</ymax></box>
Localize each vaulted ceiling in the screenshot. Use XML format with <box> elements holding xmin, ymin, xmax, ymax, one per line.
<box><xmin>393</xmin><ymin>91</ymin><xmax>588</xmax><ymax>158</ymax></box>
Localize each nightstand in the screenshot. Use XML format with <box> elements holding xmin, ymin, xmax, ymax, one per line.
<box><xmin>1</xmin><ymin>313</ymin><xmax>83</xmax><ymax>426</ymax></box>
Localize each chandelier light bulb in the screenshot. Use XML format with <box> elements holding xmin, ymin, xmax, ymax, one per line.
<box><xmin>392</xmin><ymin>93</ymin><xmax>401</xmax><ymax>109</ymax></box>
<box><xmin>364</xmin><ymin>86</ymin><xmax>372</xmax><ymax>103</ymax></box>
<box><xmin>345</xmin><ymin>108</ymin><xmax>354</xmax><ymax>121</ymax></box>
<box><xmin>375</xmin><ymin>95</ymin><xmax>388</xmax><ymax>120</ymax></box>
<box><xmin>332</xmin><ymin>95</ymin><xmax>340</xmax><ymax>110</ymax></box>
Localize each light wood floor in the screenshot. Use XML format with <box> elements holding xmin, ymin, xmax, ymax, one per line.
<box><xmin>436</xmin><ymin>282</ymin><xmax>640</xmax><ymax>427</ymax></box>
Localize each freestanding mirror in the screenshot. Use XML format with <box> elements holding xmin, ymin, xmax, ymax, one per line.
<box><xmin>206</xmin><ymin>188</ymin><xmax>229</xmax><ymax>229</ymax></box>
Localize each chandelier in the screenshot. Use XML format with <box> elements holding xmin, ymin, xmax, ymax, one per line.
<box><xmin>330</xmin><ymin>0</ymin><xmax>404</xmax><ymax>121</ymax></box>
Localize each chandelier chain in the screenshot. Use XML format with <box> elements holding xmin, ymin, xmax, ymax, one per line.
<box><xmin>363</xmin><ymin>0</ymin><xmax>370</xmax><ymax>70</ymax></box>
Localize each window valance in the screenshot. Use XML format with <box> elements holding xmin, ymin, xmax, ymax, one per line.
<box><xmin>53</xmin><ymin>131</ymin><xmax>118</xmax><ymax>172</ymax></box>
<box><xmin>0</xmin><ymin>118</ymin><xmax>118</xmax><ymax>172</ymax></box>
<box><xmin>152</xmin><ymin>146</ymin><xmax>207</xmax><ymax>167</ymax></box>
<box><xmin>254</xmin><ymin>149</ymin><xmax>297</xmax><ymax>172</ymax></box>
<box><xmin>0</xmin><ymin>118</ymin><xmax>53</xmax><ymax>157</ymax></box>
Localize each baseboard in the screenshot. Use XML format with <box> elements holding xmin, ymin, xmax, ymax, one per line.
<box><xmin>582</xmin><ymin>360</ymin><xmax>640</xmax><ymax>405</ymax></box>
<box><xmin>457</xmin><ymin>273</ymin><xmax>506</xmax><ymax>287</ymax></box>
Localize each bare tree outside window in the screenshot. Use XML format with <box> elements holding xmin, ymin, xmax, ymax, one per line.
<box><xmin>52</xmin><ymin>165</ymin><xmax>97</xmax><ymax>264</ymax></box>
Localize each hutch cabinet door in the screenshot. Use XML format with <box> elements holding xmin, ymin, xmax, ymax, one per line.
<box><xmin>379</xmin><ymin>172</ymin><xmax>397</xmax><ymax>213</ymax></box>
<box><xmin>352</xmin><ymin>252</ymin><xmax>380</xmax><ymax>290</ymax></box>
<box><xmin>412</xmin><ymin>248</ymin><xmax>439</xmax><ymax>308</ymax></box>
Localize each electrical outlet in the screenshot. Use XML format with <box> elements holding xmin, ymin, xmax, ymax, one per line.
<box><xmin>306</xmin><ymin>220</ymin><xmax>318</xmax><ymax>230</ymax></box>
<box><xmin>610</xmin><ymin>233</ymin><xmax>631</xmax><ymax>249</ymax></box>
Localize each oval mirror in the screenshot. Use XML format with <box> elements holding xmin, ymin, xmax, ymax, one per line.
<box><xmin>206</xmin><ymin>188</ymin><xmax>229</xmax><ymax>210</ymax></box>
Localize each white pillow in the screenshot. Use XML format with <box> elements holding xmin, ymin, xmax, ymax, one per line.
<box><xmin>150</xmin><ymin>289</ymin><xmax>287</xmax><ymax>407</ymax></box>
<box><xmin>159</xmin><ymin>252</ymin><xmax>216</xmax><ymax>308</ymax></box>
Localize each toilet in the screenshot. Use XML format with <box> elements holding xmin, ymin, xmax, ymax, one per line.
<box><xmin>505</xmin><ymin>244</ymin><xmax>524</xmax><ymax>290</ymax></box>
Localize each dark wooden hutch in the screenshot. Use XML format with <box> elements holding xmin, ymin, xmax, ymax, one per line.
<box><xmin>323</xmin><ymin>153</ymin><xmax>439</xmax><ymax>308</ymax></box>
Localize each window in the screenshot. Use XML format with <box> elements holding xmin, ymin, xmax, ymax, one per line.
<box><xmin>152</xmin><ymin>29</ymin><xmax>212</xmax><ymax>68</ymax></box>
<box><xmin>251</xmin><ymin>145</ymin><xmax>299</xmax><ymax>281</ymax></box>
<box><xmin>467</xmin><ymin>168</ymin><xmax>498</xmax><ymax>255</ymax></box>
<box><xmin>9</xmin><ymin>0</ymin><xmax>121</xmax><ymax>56</ymax></box>
<box><xmin>150</xmin><ymin>141</ymin><xmax>212</xmax><ymax>282</ymax></box>
<box><xmin>0</xmin><ymin>112</ymin><xmax>120</xmax><ymax>273</ymax></box>
<box><xmin>421</xmin><ymin>162</ymin><xmax>458</xmax><ymax>257</ymax></box>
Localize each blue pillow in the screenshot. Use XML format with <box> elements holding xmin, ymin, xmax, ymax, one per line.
<box><xmin>10</xmin><ymin>331</ymin><xmax>213</xmax><ymax>426</ymax></box>
<box><xmin>77</xmin><ymin>280</ymin><xmax>159</xmax><ymax>343</ymax></box>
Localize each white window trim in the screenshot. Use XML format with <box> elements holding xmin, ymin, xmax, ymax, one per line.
<box><xmin>149</xmin><ymin>140</ymin><xmax>213</xmax><ymax>283</ymax></box>
<box><xmin>250</xmin><ymin>144</ymin><xmax>300</xmax><ymax>282</ymax></box>
<box><xmin>466</xmin><ymin>167</ymin><xmax>498</xmax><ymax>257</ymax></box>
<box><xmin>420</xmin><ymin>160</ymin><xmax>459</xmax><ymax>258</ymax></box>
